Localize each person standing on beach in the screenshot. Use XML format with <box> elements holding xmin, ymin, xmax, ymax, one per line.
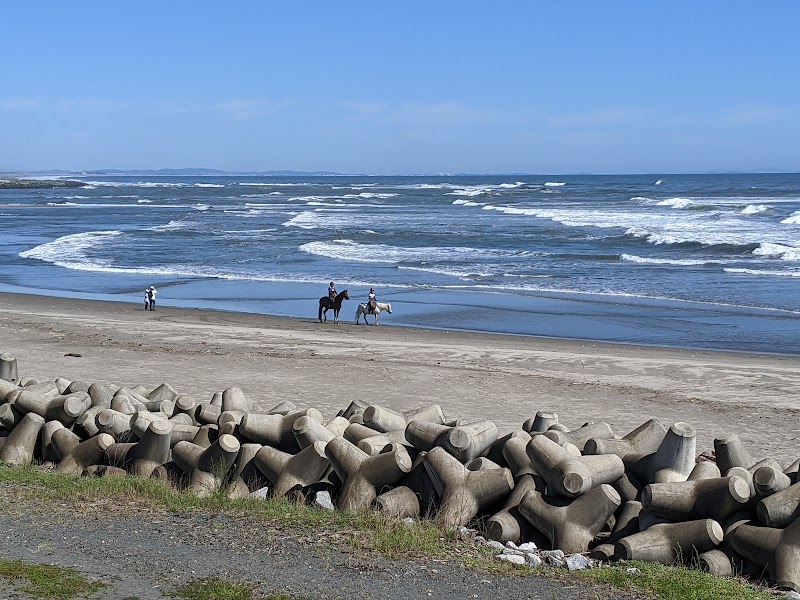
<box><xmin>148</xmin><ymin>286</ymin><xmax>157</xmax><ymax>311</ymax></box>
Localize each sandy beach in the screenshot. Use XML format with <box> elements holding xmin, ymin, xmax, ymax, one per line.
<box><xmin>1</xmin><ymin>292</ymin><xmax>799</xmax><ymax>465</ymax></box>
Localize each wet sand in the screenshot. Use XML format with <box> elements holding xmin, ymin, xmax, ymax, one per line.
<box><xmin>1</xmin><ymin>292</ymin><xmax>799</xmax><ymax>464</ymax></box>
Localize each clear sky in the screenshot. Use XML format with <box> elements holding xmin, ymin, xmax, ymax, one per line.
<box><xmin>2</xmin><ymin>2</ymin><xmax>798</xmax><ymax>174</ymax></box>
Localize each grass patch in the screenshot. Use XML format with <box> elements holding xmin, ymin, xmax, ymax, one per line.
<box><xmin>167</xmin><ymin>577</ymin><xmax>314</xmax><ymax>600</ymax></box>
<box><xmin>168</xmin><ymin>577</ymin><xmax>253</xmax><ymax>600</ymax></box>
<box><xmin>0</xmin><ymin>559</ymin><xmax>105</xmax><ymax>599</ymax></box>
<box><xmin>576</xmin><ymin>560</ymin><xmax>774</xmax><ymax>600</ymax></box>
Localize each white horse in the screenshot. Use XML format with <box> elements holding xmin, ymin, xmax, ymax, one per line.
<box><xmin>355</xmin><ymin>301</ymin><xmax>392</xmax><ymax>325</ymax></box>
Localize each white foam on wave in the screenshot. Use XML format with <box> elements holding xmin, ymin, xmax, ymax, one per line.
<box><xmin>631</xmin><ymin>196</ymin><xmax>652</xmax><ymax>202</ymax></box>
<box><xmin>451</xmin><ymin>199</ymin><xmax>484</xmax><ymax>207</ymax></box>
<box><xmin>544</xmin><ymin>182</ymin><xmax>566</xmax><ymax>187</ymax></box>
<box><xmin>193</xmin><ymin>204</ymin><xmax>211</xmax><ymax>211</ymax></box>
<box><xmin>147</xmin><ymin>220</ymin><xmax>193</xmax><ymax>232</ymax></box>
<box><xmin>781</xmin><ymin>211</ymin><xmax>800</xmax><ymax>225</ymax></box>
<box><xmin>620</xmin><ymin>254</ymin><xmax>719</xmax><ymax>266</ymax></box>
<box><xmin>298</xmin><ymin>239</ymin><xmax>535</xmax><ymax>265</ymax></box>
<box><xmin>741</xmin><ymin>204</ymin><xmax>770</xmax><ymax>215</ymax></box>
<box><xmin>724</xmin><ymin>267</ymin><xmax>800</xmax><ymax>278</ymax></box>
<box><xmin>19</xmin><ymin>230</ymin><xmax>122</xmax><ymax>268</ymax></box>
<box><xmin>46</xmin><ymin>202</ymin><xmax>79</xmax><ymax>206</ymax></box>
<box><xmin>655</xmin><ymin>180</ymin><xmax>663</xmax><ymax>185</ymax></box>
<box><xmin>753</xmin><ymin>243</ymin><xmax>800</xmax><ymax>261</ymax></box>
<box><xmin>476</xmin><ymin>202</ymin><xmax>799</xmax><ymax>249</ymax></box>
<box><xmin>138</xmin><ymin>199</ymin><xmax>153</xmax><ymax>204</ymax></box>
<box><xmin>398</xmin><ymin>265</ymin><xmax>495</xmax><ymax>279</ymax></box>
<box><xmin>657</xmin><ymin>197</ymin><xmax>694</xmax><ymax>209</ymax></box>
<box><xmin>195</xmin><ymin>183</ymin><xmax>225</xmax><ymax>188</ymax></box>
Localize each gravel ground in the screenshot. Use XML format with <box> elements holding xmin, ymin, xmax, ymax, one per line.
<box><xmin>0</xmin><ymin>494</ymin><xmax>642</xmax><ymax>600</ymax></box>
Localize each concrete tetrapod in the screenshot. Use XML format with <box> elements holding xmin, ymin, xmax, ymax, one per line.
<box><xmin>405</xmin><ymin>419</ymin><xmax>498</xmax><ymax>463</ymax></box>
<box><xmin>517</xmin><ymin>484</ymin><xmax>621</xmax><ymax>554</ymax></box>
<box><xmin>361</xmin><ymin>404</ymin><xmax>445</xmax><ymax>433</ymax></box>
<box><xmin>714</xmin><ymin>433</ymin><xmax>755</xmax><ymax>474</ymax></box>
<box><xmin>52</xmin><ymin>429</ymin><xmax>115</xmax><ymax>475</ymax></box>
<box><xmin>172</xmin><ymin>434</ymin><xmax>240</xmax><ymax>497</ymax></box>
<box><xmin>688</xmin><ymin>461</ymin><xmax>722</xmax><ymax>481</ymax></box>
<box><xmin>325</xmin><ymin>438</ymin><xmax>412</xmax><ymax>512</ymax></box>
<box><xmin>0</xmin><ymin>412</ymin><xmax>45</xmax><ymax>465</ymax></box>
<box><xmin>623</xmin><ymin>422</ymin><xmax>696</xmax><ymax>484</ymax></box>
<box><xmin>522</xmin><ymin>411</ymin><xmax>558</xmax><ymax>434</ymax></box>
<box><xmin>698</xmin><ymin>549</ymin><xmax>734</xmax><ymax>577</ymax></box>
<box><xmin>423</xmin><ymin>446</ymin><xmax>514</xmax><ymax>529</ymax></box>
<box><xmin>373</xmin><ymin>486</ymin><xmax>421</xmax><ymax>519</ymax></box>
<box><xmin>14</xmin><ymin>392</ymin><xmax>91</xmax><ymax>427</ymax></box>
<box><xmin>614</xmin><ymin>519</ymin><xmax>724</xmax><ymax>564</ymax></box>
<box><xmin>485</xmin><ymin>474</ymin><xmax>544</xmax><ymax>545</ymax></box>
<box><xmin>292</xmin><ymin>416</ymin><xmax>349</xmax><ymax>450</ymax></box>
<box><xmin>526</xmin><ymin>434</ymin><xmax>624</xmax><ymax>499</ymax></box>
<box><xmin>753</xmin><ymin>464</ymin><xmax>792</xmax><ymax>499</ymax></box>
<box><xmin>239</xmin><ymin>409</ymin><xmax>323</xmax><ymax>453</ymax></box>
<box><xmin>227</xmin><ymin>443</ymin><xmax>264</xmax><ymax>499</ymax></box>
<box><xmin>757</xmin><ymin>481</ymin><xmax>800</xmax><ymax>528</ymax></box>
<box><xmin>121</xmin><ymin>419</ymin><xmax>173</xmax><ymax>477</ymax></box>
<box><xmin>0</xmin><ymin>353</ymin><xmax>18</xmax><ymax>384</ymax></box>
<box><xmin>641</xmin><ymin>476</ymin><xmax>751</xmax><ymax>521</ymax></box>
<box><xmin>584</xmin><ymin>419</ymin><xmax>667</xmax><ymax>458</ymax></box>
<box><xmin>254</xmin><ymin>441</ymin><xmax>331</xmax><ymax>498</ymax></box>
<box><xmin>730</xmin><ymin>513</ymin><xmax>800</xmax><ymax>591</ymax></box>
<box><xmin>543</xmin><ymin>421</ymin><xmax>615</xmax><ymax>452</ymax></box>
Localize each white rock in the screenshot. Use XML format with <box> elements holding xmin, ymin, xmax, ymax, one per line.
<box><xmin>518</xmin><ymin>542</ymin><xmax>538</xmax><ymax>552</ymax></box>
<box><xmin>501</xmin><ymin>547</ymin><xmax>524</xmax><ymax>556</ymax></box>
<box><xmin>565</xmin><ymin>554</ymin><xmax>593</xmax><ymax>571</ymax></box>
<box><xmin>525</xmin><ymin>553</ymin><xmax>543</xmax><ymax>567</ymax></box>
<box><xmin>249</xmin><ymin>487</ymin><xmax>269</xmax><ymax>499</ymax></box>
<box><xmin>402</xmin><ymin>517</ymin><xmax>416</xmax><ymax>527</ymax></box>
<box><xmin>625</xmin><ymin>567</ymin><xmax>641</xmax><ymax>574</ymax></box>
<box><xmin>540</xmin><ymin>549</ymin><xmax>565</xmax><ymax>560</ymax></box>
<box><xmin>496</xmin><ymin>553</ymin><xmax>525</xmax><ymax>565</ymax></box>
<box><xmin>313</xmin><ymin>490</ymin><xmax>334</xmax><ymax>511</ymax></box>
<box><xmin>505</xmin><ymin>541</ymin><xmax>519</xmax><ymax>549</ymax></box>
<box><xmin>485</xmin><ymin>540</ymin><xmax>505</xmax><ymax>551</ymax></box>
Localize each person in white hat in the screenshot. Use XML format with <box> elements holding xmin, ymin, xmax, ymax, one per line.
<box><xmin>148</xmin><ymin>286</ymin><xmax>157</xmax><ymax>311</ymax></box>
<box><xmin>367</xmin><ymin>287</ymin><xmax>376</xmax><ymax>314</ymax></box>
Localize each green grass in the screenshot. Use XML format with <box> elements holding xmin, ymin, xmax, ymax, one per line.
<box><xmin>168</xmin><ymin>577</ymin><xmax>315</xmax><ymax>600</ymax></box>
<box><xmin>0</xmin><ymin>559</ymin><xmax>105</xmax><ymax>599</ymax></box>
<box><xmin>168</xmin><ymin>577</ymin><xmax>253</xmax><ymax>600</ymax></box>
<box><xmin>576</xmin><ymin>560</ymin><xmax>775</xmax><ymax>600</ymax></box>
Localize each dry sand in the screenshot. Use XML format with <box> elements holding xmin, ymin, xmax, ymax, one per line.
<box><xmin>2</xmin><ymin>292</ymin><xmax>799</xmax><ymax>464</ymax></box>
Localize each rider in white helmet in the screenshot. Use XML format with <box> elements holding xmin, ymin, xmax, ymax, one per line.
<box><xmin>367</xmin><ymin>287</ymin><xmax>376</xmax><ymax>313</ymax></box>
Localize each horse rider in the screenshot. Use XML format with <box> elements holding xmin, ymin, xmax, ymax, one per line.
<box><xmin>367</xmin><ymin>287</ymin><xmax>377</xmax><ymax>314</ymax></box>
<box><xmin>328</xmin><ymin>281</ymin><xmax>337</xmax><ymax>303</ymax></box>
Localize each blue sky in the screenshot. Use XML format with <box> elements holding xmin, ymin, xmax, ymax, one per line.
<box><xmin>2</xmin><ymin>2</ymin><xmax>798</xmax><ymax>174</ymax></box>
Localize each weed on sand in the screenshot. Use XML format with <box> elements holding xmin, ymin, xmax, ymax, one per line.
<box><xmin>0</xmin><ymin>559</ymin><xmax>105</xmax><ymax>599</ymax></box>
<box><xmin>168</xmin><ymin>577</ymin><xmax>314</xmax><ymax>600</ymax></box>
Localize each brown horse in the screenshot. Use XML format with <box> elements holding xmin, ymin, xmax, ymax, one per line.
<box><xmin>318</xmin><ymin>289</ymin><xmax>349</xmax><ymax>323</ymax></box>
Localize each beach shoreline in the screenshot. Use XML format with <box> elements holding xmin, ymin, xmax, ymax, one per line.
<box><xmin>1</xmin><ymin>291</ymin><xmax>799</xmax><ymax>464</ymax></box>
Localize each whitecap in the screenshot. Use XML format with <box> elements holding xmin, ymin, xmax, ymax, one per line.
<box><xmin>195</xmin><ymin>183</ymin><xmax>225</xmax><ymax>188</ymax></box>
<box><xmin>544</xmin><ymin>182</ymin><xmax>566</xmax><ymax>187</ymax></box>
<box><xmin>781</xmin><ymin>211</ymin><xmax>800</xmax><ymax>225</ymax></box>
<box><xmin>741</xmin><ymin>204</ymin><xmax>770</xmax><ymax>215</ymax></box>
<box><xmin>724</xmin><ymin>267</ymin><xmax>800</xmax><ymax>278</ymax></box>
<box><xmin>147</xmin><ymin>220</ymin><xmax>193</xmax><ymax>232</ymax></box>
<box><xmin>657</xmin><ymin>197</ymin><xmax>693</xmax><ymax>209</ymax></box>
<box><xmin>193</xmin><ymin>204</ymin><xmax>211</xmax><ymax>211</ymax></box>
<box><xmin>753</xmin><ymin>243</ymin><xmax>800</xmax><ymax>261</ymax></box>
<box><xmin>19</xmin><ymin>230</ymin><xmax>122</xmax><ymax>268</ymax></box>
<box><xmin>620</xmin><ymin>254</ymin><xmax>719</xmax><ymax>266</ymax></box>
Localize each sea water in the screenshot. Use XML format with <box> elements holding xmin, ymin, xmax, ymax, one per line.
<box><xmin>1</xmin><ymin>173</ymin><xmax>798</xmax><ymax>354</ymax></box>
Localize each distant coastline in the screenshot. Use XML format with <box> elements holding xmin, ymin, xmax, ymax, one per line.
<box><xmin>0</xmin><ymin>178</ymin><xmax>85</xmax><ymax>189</ymax></box>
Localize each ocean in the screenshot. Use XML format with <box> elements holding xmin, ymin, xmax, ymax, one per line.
<box><xmin>1</xmin><ymin>173</ymin><xmax>799</xmax><ymax>354</ymax></box>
